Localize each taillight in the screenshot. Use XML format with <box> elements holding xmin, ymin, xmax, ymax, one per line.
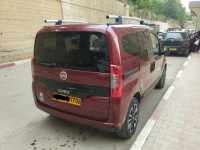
<box><xmin>110</xmin><ymin>65</ymin><xmax>123</xmax><ymax>98</ymax></box>
<box><xmin>160</xmin><ymin>40</ymin><xmax>163</xmax><ymax>44</ymax></box>
<box><xmin>31</xmin><ymin>58</ymin><xmax>36</xmax><ymax>82</ymax></box>
<box><xmin>182</xmin><ymin>39</ymin><xmax>188</xmax><ymax>45</ymax></box>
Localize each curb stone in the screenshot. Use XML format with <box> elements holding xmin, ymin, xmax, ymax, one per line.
<box><xmin>0</xmin><ymin>58</ymin><xmax>31</xmax><ymax>69</ymax></box>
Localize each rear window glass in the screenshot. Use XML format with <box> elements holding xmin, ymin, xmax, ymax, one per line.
<box><xmin>35</xmin><ymin>32</ymin><xmax>109</xmax><ymax>73</ymax></box>
<box><xmin>163</xmin><ymin>33</ymin><xmax>183</xmax><ymax>40</ymax></box>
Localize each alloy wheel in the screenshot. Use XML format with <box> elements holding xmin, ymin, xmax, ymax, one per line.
<box><xmin>128</xmin><ymin>103</ymin><xmax>139</xmax><ymax>133</ymax></box>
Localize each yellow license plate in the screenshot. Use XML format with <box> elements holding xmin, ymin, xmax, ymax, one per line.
<box><xmin>52</xmin><ymin>93</ymin><xmax>81</xmax><ymax>106</ymax></box>
<box><xmin>170</xmin><ymin>48</ymin><xmax>176</xmax><ymax>51</ymax></box>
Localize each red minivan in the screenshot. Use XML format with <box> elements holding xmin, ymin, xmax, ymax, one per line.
<box><xmin>32</xmin><ymin>16</ymin><xmax>167</xmax><ymax>138</ymax></box>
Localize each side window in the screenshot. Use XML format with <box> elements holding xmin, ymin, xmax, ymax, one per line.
<box><xmin>150</xmin><ymin>33</ymin><xmax>160</xmax><ymax>57</ymax></box>
<box><xmin>137</xmin><ymin>32</ymin><xmax>152</xmax><ymax>61</ymax></box>
<box><xmin>122</xmin><ymin>33</ymin><xmax>138</xmax><ymax>56</ymax></box>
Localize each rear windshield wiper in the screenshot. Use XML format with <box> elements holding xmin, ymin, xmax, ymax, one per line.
<box><xmin>36</xmin><ymin>62</ymin><xmax>58</xmax><ymax>67</ymax></box>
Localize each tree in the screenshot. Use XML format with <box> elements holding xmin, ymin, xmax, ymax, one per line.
<box><xmin>128</xmin><ymin>0</ymin><xmax>192</xmax><ymax>27</ymax></box>
<box><xmin>164</xmin><ymin>0</ymin><xmax>190</xmax><ymax>28</ymax></box>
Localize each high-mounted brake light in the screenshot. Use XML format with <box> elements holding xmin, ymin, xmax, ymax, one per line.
<box><xmin>182</xmin><ymin>39</ymin><xmax>188</xmax><ymax>45</ymax></box>
<box><xmin>31</xmin><ymin>58</ymin><xmax>36</xmax><ymax>82</ymax></box>
<box><xmin>110</xmin><ymin>65</ymin><xmax>123</xmax><ymax>98</ymax></box>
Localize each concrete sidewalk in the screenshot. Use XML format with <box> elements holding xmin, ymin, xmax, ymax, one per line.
<box><xmin>141</xmin><ymin>53</ymin><xmax>200</xmax><ymax>150</ymax></box>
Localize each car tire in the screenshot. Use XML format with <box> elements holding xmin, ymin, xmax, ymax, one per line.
<box><xmin>116</xmin><ymin>97</ymin><xmax>139</xmax><ymax>139</ymax></box>
<box><xmin>156</xmin><ymin>66</ymin><xmax>166</xmax><ymax>89</ymax></box>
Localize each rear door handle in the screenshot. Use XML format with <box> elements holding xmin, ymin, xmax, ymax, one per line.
<box><xmin>151</xmin><ymin>61</ymin><xmax>155</xmax><ymax>73</ymax></box>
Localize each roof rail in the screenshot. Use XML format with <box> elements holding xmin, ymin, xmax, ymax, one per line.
<box><xmin>106</xmin><ymin>15</ymin><xmax>148</xmax><ymax>25</ymax></box>
<box><xmin>45</xmin><ymin>20</ymin><xmax>88</xmax><ymax>25</ymax></box>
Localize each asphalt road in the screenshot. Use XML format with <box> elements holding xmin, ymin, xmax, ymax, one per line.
<box><xmin>0</xmin><ymin>56</ymin><xmax>187</xmax><ymax>150</ymax></box>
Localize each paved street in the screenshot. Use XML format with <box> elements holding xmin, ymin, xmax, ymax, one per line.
<box><xmin>0</xmin><ymin>56</ymin><xmax>187</xmax><ymax>150</ymax></box>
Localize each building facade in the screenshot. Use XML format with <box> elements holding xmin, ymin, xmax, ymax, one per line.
<box><xmin>189</xmin><ymin>0</ymin><xmax>200</xmax><ymax>31</ymax></box>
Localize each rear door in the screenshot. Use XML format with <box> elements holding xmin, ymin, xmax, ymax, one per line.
<box><xmin>150</xmin><ymin>33</ymin><xmax>163</xmax><ymax>83</ymax></box>
<box><xmin>34</xmin><ymin>31</ymin><xmax>110</xmax><ymax>121</ymax></box>
<box><xmin>137</xmin><ymin>31</ymin><xmax>153</xmax><ymax>94</ymax></box>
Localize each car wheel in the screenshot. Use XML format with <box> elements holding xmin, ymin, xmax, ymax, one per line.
<box><xmin>116</xmin><ymin>97</ymin><xmax>139</xmax><ymax>139</ymax></box>
<box><xmin>156</xmin><ymin>66</ymin><xmax>166</xmax><ymax>89</ymax></box>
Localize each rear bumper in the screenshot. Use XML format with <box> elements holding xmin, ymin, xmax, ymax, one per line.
<box><xmin>163</xmin><ymin>45</ymin><xmax>188</xmax><ymax>53</ymax></box>
<box><xmin>34</xmin><ymin>100</ymin><xmax>118</xmax><ymax>131</ymax></box>
<box><xmin>32</xmin><ymin>82</ymin><xmax>123</xmax><ymax>132</ymax></box>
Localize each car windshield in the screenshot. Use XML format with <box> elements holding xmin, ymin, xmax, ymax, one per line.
<box><xmin>34</xmin><ymin>32</ymin><xmax>110</xmax><ymax>73</ymax></box>
<box><xmin>163</xmin><ymin>32</ymin><xmax>184</xmax><ymax>40</ymax></box>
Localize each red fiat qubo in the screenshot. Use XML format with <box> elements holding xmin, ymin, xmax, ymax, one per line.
<box><xmin>32</xmin><ymin>16</ymin><xmax>167</xmax><ymax>138</ymax></box>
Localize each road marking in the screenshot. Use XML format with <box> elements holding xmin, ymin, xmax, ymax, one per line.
<box><xmin>163</xmin><ymin>86</ymin><xmax>175</xmax><ymax>100</ymax></box>
<box><xmin>176</xmin><ymin>70</ymin><xmax>183</xmax><ymax>78</ymax></box>
<box><xmin>183</xmin><ymin>61</ymin><xmax>188</xmax><ymax>66</ymax></box>
<box><xmin>130</xmin><ymin>119</ymin><xmax>156</xmax><ymax>150</ymax></box>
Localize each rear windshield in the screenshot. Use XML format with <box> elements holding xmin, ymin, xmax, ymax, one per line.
<box><xmin>34</xmin><ymin>32</ymin><xmax>110</xmax><ymax>73</ymax></box>
<box><xmin>163</xmin><ymin>32</ymin><xmax>186</xmax><ymax>40</ymax></box>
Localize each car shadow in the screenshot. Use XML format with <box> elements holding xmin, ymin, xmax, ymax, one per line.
<box><xmin>26</xmin><ymin>115</ymin><xmax>130</xmax><ymax>150</ymax></box>
<box><xmin>167</xmin><ymin>52</ymin><xmax>190</xmax><ymax>57</ymax></box>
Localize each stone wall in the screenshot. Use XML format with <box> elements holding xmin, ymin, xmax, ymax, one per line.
<box><xmin>0</xmin><ymin>0</ymin><xmax>129</xmax><ymax>63</ymax></box>
<box><xmin>0</xmin><ymin>0</ymin><xmax>63</xmax><ymax>63</ymax></box>
<box><xmin>61</xmin><ymin>0</ymin><xmax>129</xmax><ymax>23</ymax></box>
<box><xmin>146</xmin><ymin>20</ymin><xmax>169</xmax><ymax>31</ymax></box>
